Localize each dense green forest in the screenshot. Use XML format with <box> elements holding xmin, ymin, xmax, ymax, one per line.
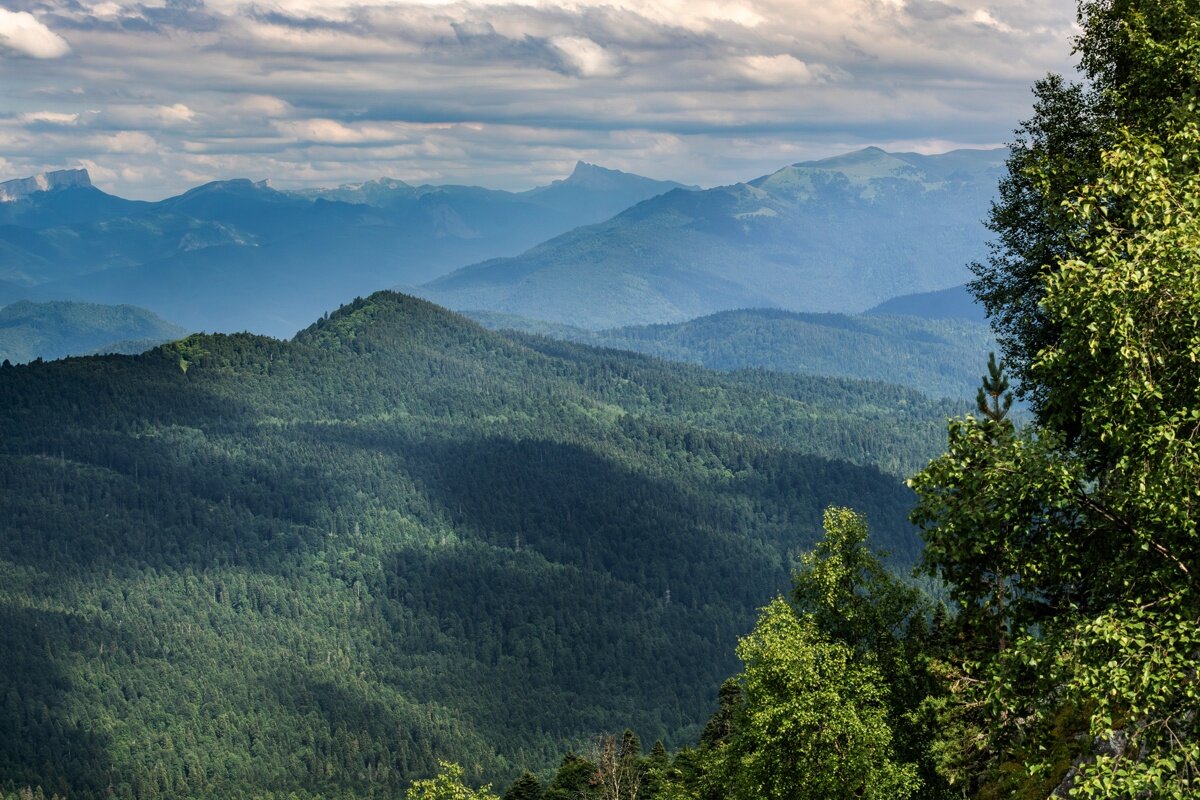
<box><xmin>469</xmin><ymin>308</ymin><xmax>996</xmax><ymax>400</ymax></box>
<box><xmin>0</xmin><ymin>301</ymin><xmax>186</xmax><ymax>365</ymax></box>
<box><xmin>0</xmin><ymin>292</ymin><xmax>959</xmax><ymax>798</ymax></box>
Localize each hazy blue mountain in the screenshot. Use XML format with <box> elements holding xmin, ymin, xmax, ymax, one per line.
<box><xmin>418</xmin><ymin>147</ymin><xmax>1006</xmax><ymax>329</ymax></box>
<box><xmin>0</xmin><ymin>300</ymin><xmax>187</xmax><ymax>363</ymax></box>
<box><xmin>0</xmin><ymin>170</ymin><xmax>146</xmax><ymax>230</ymax></box>
<box><xmin>0</xmin><ymin>164</ymin><xmax>688</xmax><ymax>336</ymax></box>
<box><xmin>866</xmin><ymin>283</ymin><xmax>986</xmax><ymax>321</ymax></box>
<box><xmin>469</xmin><ymin>307</ymin><xmax>997</xmax><ymax>400</ymax></box>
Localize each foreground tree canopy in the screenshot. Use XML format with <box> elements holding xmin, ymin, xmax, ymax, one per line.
<box><xmin>912</xmin><ymin>0</ymin><xmax>1200</xmax><ymax>796</ymax></box>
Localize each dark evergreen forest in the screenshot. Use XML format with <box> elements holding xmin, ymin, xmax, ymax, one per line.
<box><xmin>0</xmin><ymin>292</ymin><xmax>959</xmax><ymax>799</ymax></box>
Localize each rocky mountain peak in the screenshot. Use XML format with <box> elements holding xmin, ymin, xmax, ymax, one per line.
<box><xmin>0</xmin><ymin>168</ymin><xmax>92</xmax><ymax>202</ymax></box>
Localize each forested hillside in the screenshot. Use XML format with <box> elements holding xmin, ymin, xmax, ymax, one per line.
<box><xmin>0</xmin><ymin>292</ymin><xmax>958</xmax><ymax>799</ymax></box>
<box><xmin>469</xmin><ymin>308</ymin><xmax>996</xmax><ymax>400</ymax></box>
<box><xmin>0</xmin><ymin>301</ymin><xmax>186</xmax><ymax>364</ymax></box>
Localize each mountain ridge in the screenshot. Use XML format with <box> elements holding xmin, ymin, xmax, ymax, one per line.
<box><xmin>0</xmin><ymin>168</ymin><xmax>92</xmax><ymax>202</ymax></box>
<box><xmin>0</xmin><ymin>164</ymin><xmax>693</xmax><ymax>336</ymax></box>
<box><xmin>468</xmin><ymin>305</ymin><xmax>997</xmax><ymax>399</ymax></box>
<box><xmin>0</xmin><ymin>299</ymin><xmax>187</xmax><ymax>364</ymax></box>
<box><xmin>417</xmin><ymin>147</ymin><xmax>1007</xmax><ymax>329</ymax></box>
<box><xmin>0</xmin><ymin>289</ymin><xmax>960</xmax><ymax>797</ymax></box>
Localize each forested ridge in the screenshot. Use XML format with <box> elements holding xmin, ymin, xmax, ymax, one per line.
<box><xmin>0</xmin><ymin>292</ymin><xmax>956</xmax><ymax>799</ymax></box>
<box><xmin>468</xmin><ymin>308</ymin><xmax>996</xmax><ymax>400</ymax></box>
<box><xmin>0</xmin><ymin>301</ymin><xmax>186</xmax><ymax>365</ymax></box>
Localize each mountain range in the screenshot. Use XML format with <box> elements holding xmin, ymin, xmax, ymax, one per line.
<box><xmin>0</xmin><ymin>149</ymin><xmax>1001</xmax><ymax>338</ymax></box>
<box><xmin>0</xmin><ymin>164</ymin><xmax>691</xmax><ymax>337</ymax></box>
<box><xmin>416</xmin><ymin>147</ymin><xmax>1006</xmax><ymax>328</ymax></box>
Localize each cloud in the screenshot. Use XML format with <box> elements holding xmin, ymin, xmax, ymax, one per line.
<box><xmin>549</xmin><ymin>36</ymin><xmax>621</xmax><ymax>77</ymax></box>
<box><xmin>0</xmin><ymin>9</ymin><xmax>70</xmax><ymax>58</ymax></box>
<box><xmin>0</xmin><ymin>0</ymin><xmax>1079</xmax><ymax>199</ymax></box>
<box><xmin>972</xmin><ymin>8</ymin><xmax>1018</xmax><ymax>34</ymax></box>
<box><xmin>905</xmin><ymin>0</ymin><xmax>964</xmax><ymax>21</ymax></box>
<box><xmin>736</xmin><ymin>54</ymin><xmax>838</xmax><ymax>86</ymax></box>
<box><xmin>18</xmin><ymin>110</ymin><xmax>80</xmax><ymax>125</ymax></box>
<box><xmin>93</xmin><ymin>104</ymin><xmax>197</xmax><ymax>129</ymax></box>
<box><xmin>95</xmin><ymin>131</ymin><xmax>159</xmax><ymax>153</ymax></box>
<box><xmin>232</xmin><ymin>95</ymin><xmax>292</xmax><ymax>117</ymax></box>
<box><xmin>273</xmin><ymin>118</ymin><xmax>389</xmax><ymax>144</ymax></box>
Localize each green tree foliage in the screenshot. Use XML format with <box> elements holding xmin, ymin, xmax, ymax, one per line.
<box><xmin>970</xmin><ymin>73</ymin><xmax>1106</xmax><ymax>415</ymax></box>
<box><xmin>715</xmin><ymin>597</ymin><xmax>918</xmax><ymax>800</ymax></box>
<box><xmin>671</xmin><ymin>508</ymin><xmax>930</xmax><ymax>800</ymax></box>
<box><xmin>0</xmin><ymin>292</ymin><xmax>954</xmax><ymax>798</ymax></box>
<box><xmin>544</xmin><ymin>753</ymin><xmax>599</xmax><ymax>800</ymax></box>
<box><xmin>406</xmin><ymin>762</ymin><xmax>498</xmax><ymax>800</ymax></box>
<box><xmin>791</xmin><ymin>508</ymin><xmax>946</xmax><ymax>794</ymax></box>
<box><xmin>974</xmin><ymin>353</ymin><xmax>1012</xmax><ymax>423</ymax></box>
<box><xmin>501</xmin><ymin>771</ymin><xmax>544</xmax><ymax>800</ymax></box>
<box><xmin>913</xmin><ymin>2</ymin><xmax>1200</xmax><ymax>796</ymax></box>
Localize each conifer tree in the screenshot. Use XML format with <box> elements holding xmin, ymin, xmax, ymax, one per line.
<box><xmin>502</xmin><ymin>771</ymin><xmax>543</xmax><ymax>800</ymax></box>
<box><xmin>974</xmin><ymin>352</ymin><xmax>1012</xmax><ymax>423</ymax></box>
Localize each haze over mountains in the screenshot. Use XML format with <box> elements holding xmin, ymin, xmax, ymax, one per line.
<box><xmin>418</xmin><ymin>147</ymin><xmax>1006</xmax><ymax>328</ymax></box>
<box><xmin>0</xmin><ymin>163</ymin><xmax>691</xmax><ymax>337</ymax></box>
<box><xmin>0</xmin><ymin>148</ymin><xmax>999</xmax><ymax>341</ymax></box>
<box><xmin>470</xmin><ymin>305</ymin><xmax>995</xmax><ymax>400</ymax></box>
<box><xmin>0</xmin><ymin>301</ymin><xmax>186</xmax><ymax>364</ymax></box>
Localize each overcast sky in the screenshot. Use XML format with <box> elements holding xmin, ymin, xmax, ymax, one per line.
<box><xmin>1</xmin><ymin>0</ymin><xmax>1079</xmax><ymax>198</ymax></box>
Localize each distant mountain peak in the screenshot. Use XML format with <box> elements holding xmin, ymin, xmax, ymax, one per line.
<box><xmin>561</xmin><ymin>161</ymin><xmax>633</xmax><ymax>188</ymax></box>
<box><xmin>0</xmin><ymin>168</ymin><xmax>92</xmax><ymax>202</ymax></box>
<box><xmin>796</xmin><ymin>146</ymin><xmax>909</xmax><ymax>170</ymax></box>
<box><xmin>539</xmin><ymin>161</ymin><xmax>697</xmax><ymax>194</ymax></box>
<box><xmin>176</xmin><ymin>177</ymin><xmax>277</xmax><ymax>198</ymax></box>
<box><xmin>361</xmin><ymin>176</ymin><xmax>411</xmax><ymax>190</ymax></box>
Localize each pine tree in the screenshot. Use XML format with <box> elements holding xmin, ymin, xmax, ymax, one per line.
<box><xmin>502</xmin><ymin>771</ymin><xmax>543</xmax><ymax>800</ymax></box>
<box><xmin>974</xmin><ymin>352</ymin><xmax>1013</xmax><ymax>423</ymax></box>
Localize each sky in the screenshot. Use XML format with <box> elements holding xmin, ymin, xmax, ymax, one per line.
<box><xmin>0</xmin><ymin>0</ymin><xmax>1079</xmax><ymax>199</ymax></box>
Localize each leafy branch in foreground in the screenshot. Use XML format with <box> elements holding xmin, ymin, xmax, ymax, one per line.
<box><xmin>912</xmin><ymin>2</ymin><xmax>1200</xmax><ymax>795</ymax></box>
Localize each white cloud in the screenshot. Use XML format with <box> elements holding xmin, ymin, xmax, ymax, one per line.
<box><xmin>0</xmin><ymin>9</ymin><xmax>70</xmax><ymax>59</ymax></box>
<box><xmin>19</xmin><ymin>111</ymin><xmax>80</xmax><ymax>125</ymax></box>
<box><xmin>550</xmin><ymin>36</ymin><xmax>621</xmax><ymax>77</ymax></box>
<box><xmin>95</xmin><ymin>131</ymin><xmax>159</xmax><ymax>154</ymax></box>
<box><xmin>972</xmin><ymin>8</ymin><xmax>1017</xmax><ymax>34</ymax></box>
<box><xmin>273</xmin><ymin>118</ymin><xmax>381</xmax><ymax>144</ymax></box>
<box><xmin>233</xmin><ymin>95</ymin><xmax>293</xmax><ymax>117</ymax></box>
<box><xmin>736</xmin><ymin>55</ymin><xmax>838</xmax><ymax>86</ymax></box>
<box><xmin>0</xmin><ymin>0</ymin><xmax>1079</xmax><ymax>198</ymax></box>
<box><xmin>159</xmin><ymin>104</ymin><xmax>197</xmax><ymax>124</ymax></box>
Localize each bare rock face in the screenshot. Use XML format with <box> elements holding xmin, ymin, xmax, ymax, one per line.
<box><xmin>0</xmin><ymin>169</ymin><xmax>92</xmax><ymax>202</ymax></box>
